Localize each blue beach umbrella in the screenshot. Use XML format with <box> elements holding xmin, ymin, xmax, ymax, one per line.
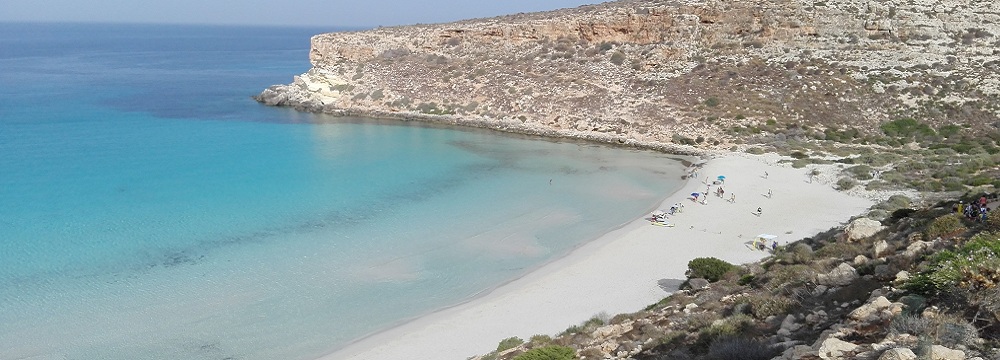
<box><xmin>691</xmin><ymin>192</ymin><xmax>700</xmax><ymax>197</ymax></box>
<box><xmin>717</xmin><ymin>175</ymin><xmax>726</xmax><ymax>180</ymax></box>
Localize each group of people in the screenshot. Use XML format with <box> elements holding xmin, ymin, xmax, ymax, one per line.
<box><xmin>956</xmin><ymin>195</ymin><xmax>993</xmax><ymax>222</ymax></box>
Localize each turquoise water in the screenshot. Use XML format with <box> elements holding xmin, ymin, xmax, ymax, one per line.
<box><xmin>0</xmin><ymin>23</ymin><xmax>688</xmax><ymax>359</ymax></box>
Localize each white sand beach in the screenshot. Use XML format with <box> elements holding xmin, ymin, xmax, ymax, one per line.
<box><xmin>321</xmin><ymin>153</ymin><xmax>874</xmax><ymax>360</ymax></box>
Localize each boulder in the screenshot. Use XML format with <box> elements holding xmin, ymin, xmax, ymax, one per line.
<box><xmin>874</xmin><ymin>264</ymin><xmax>893</xmax><ymax>280</ymax></box>
<box><xmin>904</xmin><ymin>241</ymin><xmax>934</xmax><ymax>258</ymax></box>
<box><xmin>894</xmin><ymin>270</ymin><xmax>911</xmax><ymax>284</ymax></box>
<box><xmin>687</xmin><ymin>278</ymin><xmax>710</xmax><ymax>291</ymax></box>
<box><xmin>805</xmin><ymin>310</ymin><xmax>828</xmax><ymax>325</ymax></box>
<box><xmin>817</xmin><ymin>263</ymin><xmax>859</xmax><ymax>287</ymax></box>
<box><xmin>854</xmin><ymin>255</ymin><xmax>870</xmax><ymax>265</ymax></box>
<box><xmin>846</xmin><ymin>218</ymin><xmax>884</xmax><ymax>241</ymax></box>
<box><xmin>818</xmin><ymin>337</ymin><xmax>858</xmax><ymax>359</ymax></box>
<box><xmin>849</xmin><ymin>296</ymin><xmax>892</xmax><ymax>321</ymax></box>
<box><xmin>779</xmin><ymin>345</ymin><xmax>815</xmax><ymax>360</ymax></box>
<box><xmin>929</xmin><ymin>345</ymin><xmax>965</xmax><ymax>360</ymax></box>
<box><xmin>683</xmin><ymin>303</ymin><xmax>699</xmax><ymax>314</ymax></box>
<box><xmin>878</xmin><ymin>347</ymin><xmax>917</xmax><ymax>360</ymax></box>
<box><xmin>873</xmin><ymin>240</ymin><xmax>891</xmax><ymax>258</ymax></box>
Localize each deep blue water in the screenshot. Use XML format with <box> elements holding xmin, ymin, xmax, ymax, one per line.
<box><xmin>0</xmin><ymin>23</ymin><xmax>688</xmax><ymax>360</ymax></box>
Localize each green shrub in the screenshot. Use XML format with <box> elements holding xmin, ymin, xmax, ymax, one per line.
<box><xmin>836</xmin><ymin>177</ymin><xmax>857</xmax><ymax>190</ymax></box>
<box><xmin>846</xmin><ymin>164</ymin><xmax>874</xmax><ymax>180</ymax></box>
<box><xmin>512</xmin><ymin>345</ymin><xmax>576</xmax><ymax>360</ymax></box>
<box><xmin>741</xmin><ymin>293</ymin><xmax>797</xmax><ymax>319</ymax></box>
<box><xmin>529</xmin><ymin>334</ymin><xmax>553</xmax><ymax>346</ymax></box>
<box><xmin>773</xmin><ymin>243</ymin><xmax>814</xmax><ymax>264</ymax></box>
<box><xmin>705</xmin><ymin>97</ymin><xmax>721</xmax><ymax>107</ymax></box>
<box><xmin>881</xmin><ymin>118</ymin><xmax>936</xmax><ymax>139</ymax></box>
<box><xmin>692</xmin><ymin>314</ymin><xmax>754</xmax><ymax>353</ymax></box>
<box><xmin>906</xmin><ymin>232</ymin><xmax>1000</xmax><ymax>295</ymax></box>
<box><xmin>925</xmin><ymin>214</ymin><xmax>965</xmax><ymax>239</ymax></box>
<box><xmin>815</xmin><ymin>242</ymin><xmax>865</xmax><ymax>259</ymax></box>
<box><xmin>497</xmin><ymin>337</ymin><xmax>524</xmax><ymax>353</ymax></box>
<box><xmin>686</xmin><ymin>257</ymin><xmax>737</xmax><ymax>282</ymax></box>
<box><xmin>875</xmin><ymin>195</ymin><xmax>912</xmax><ymax>210</ymax></box>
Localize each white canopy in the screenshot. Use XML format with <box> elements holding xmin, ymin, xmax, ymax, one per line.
<box><xmin>756</xmin><ymin>234</ymin><xmax>778</xmax><ymax>240</ymax></box>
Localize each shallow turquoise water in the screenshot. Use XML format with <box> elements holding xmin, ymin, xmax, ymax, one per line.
<box><xmin>0</xmin><ymin>23</ymin><xmax>688</xmax><ymax>359</ymax></box>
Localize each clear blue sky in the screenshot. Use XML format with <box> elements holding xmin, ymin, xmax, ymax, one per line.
<box><xmin>0</xmin><ymin>0</ymin><xmax>599</xmax><ymax>27</ymax></box>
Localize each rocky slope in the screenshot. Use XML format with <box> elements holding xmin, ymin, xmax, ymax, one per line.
<box><xmin>469</xmin><ymin>194</ymin><xmax>1000</xmax><ymax>360</ymax></box>
<box><xmin>256</xmin><ymin>0</ymin><xmax>1000</xmax><ymax>152</ymax></box>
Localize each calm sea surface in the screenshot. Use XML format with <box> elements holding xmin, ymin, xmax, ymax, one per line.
<box><xmin>0</xmin><ymin>23</ymin><xmax>688</xmax><ymax>359</ymax></box>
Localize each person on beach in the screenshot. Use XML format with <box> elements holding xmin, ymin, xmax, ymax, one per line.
<box><xmin>764</xmin><ymin>171</ymin><xmax>769</xmax><ymax>179</ymax></box>
<box><xmin>767</xmin><ymin>189</ymin><xmax>772</xmax><ymax>198</ymax></box>
<box><xmin>756</xmin><ymin>207</ymin><xmax>762</xmax><ymax>215</ymax></box>
<box><xmin>730</xmin><ymin>193</ymin><xmax>736</xmax><ymax>203</ymax></box>
<box><xmin>772</xmin><ymin>240</ymin><xmax>778</xmax><ymax>251</ymax></box>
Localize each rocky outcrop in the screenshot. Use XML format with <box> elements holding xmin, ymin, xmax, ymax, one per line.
<box><xmin>468</xmin><ymin>197</ymin><xmax>1000</xmax><ymax>360</ymax></box>
<box><xmin>847</xmin><ymin>218</ymin><xmax>885</xmax><ymax>241</ymax></box>
<box><xmin>258</xmin><ymin>0</ymin><xmax>1000</xmax><ymax>152</ymax></box>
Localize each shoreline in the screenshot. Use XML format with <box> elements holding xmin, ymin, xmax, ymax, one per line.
<box><xmin>318</xmin><ymin>152</ymin><xmax>875</xmax><ymax>360</ymax></box>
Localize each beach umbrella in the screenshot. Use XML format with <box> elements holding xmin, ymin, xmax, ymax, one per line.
<box><xmin>717</xmin><ymin>175</ymin><xmax>726</xmax><ymax>180</ymax></box>
<box><xmin>690</xmin><ymin>192</ymin><xmax>700</xmax><ymax>197</ymax></box>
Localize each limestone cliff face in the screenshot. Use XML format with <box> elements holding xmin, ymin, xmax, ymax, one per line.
<box><xmin>257</xmin><ymin>0</ymin><xmax>1000</xmax><ymax>150</ymax></box>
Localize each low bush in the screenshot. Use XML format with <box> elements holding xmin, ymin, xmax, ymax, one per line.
<box><xmin>687</xmin><ymin>257</ymin><xmax>737</xmax><ymax>282</ymax></box>
<box><xmin>874</xmin><ymin>195</ymin><xmax>912</xmax><ymax>211</ymax></box>
<box><xmin>773</xmin><ymin>243</ymin><xmax>814</xmax><ymax>264</ymax></box>
<box><xmin>890</xmin><ymin>314</ymin><xmax>932</xmax><ymax>336</ymax></box>
<box><xmin>497</xmin><ymin>337</ymin><xmax>524</xmax><ymax>353</ymax></box>
<box><xmin>837</xmin><ymin>177</ymin><xmax>857</xmax><ymax>190</ymax></box>
<box><xmin>925</xmin><ymin>214</ymin><xmax>965</xmax><ymax>239</ymax></box>
<box><xmin>512</xmin><ymin>345</ymin><xmax>576</xmax><ymax>360</ymax></box>
<box><xmin>890</xmin><ymin>313</ymin><xmax>980</xmax><ymax>348</ymax></box>
<box><xmin>846</xmin><ymin>164</ymin><xmax>874</xmax><ymax>180</ymax></box>
<box><xmin>528</xmin><ymin>334</ymin><xmax>553</xmax><ymax>346</ymax></box>
<box><xmin>741</xmin><ymin>293</ymin><xmax>797</xmax><ymax>319</ymax></box>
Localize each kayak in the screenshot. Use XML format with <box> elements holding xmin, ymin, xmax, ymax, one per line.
<box><xmin>650</xmin><ymin>221</ymin><xmax>675</xmax><ymax>227</ymax></box>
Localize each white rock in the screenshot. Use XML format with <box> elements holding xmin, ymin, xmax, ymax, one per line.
<box><xmin>929</xmin><ymin>345</ymin><xmax>965</xmax><ymax>360</ymax></box>
<box><xmin>878</xmin><ymin>347</ymin><xmax>917</xmax><ymax>360</ymax></box>
<box><xmin>846</xmin><ymin>218</ymin><xmax>885</xmax><ymax>241</ymax></box>
<box><xmin>817</xmin><ymin>263</ymin><xmax>859</xmax><ymax>286</ymax></box>
<box><xmin>873</xmin><ymin>240</ymin><xmax>890</xmax><ymax>258</ymax></box>
<box><xmin>818</xmin><ymin>337</ymin><xmax>858</xmax><ymax>359</ymax></box>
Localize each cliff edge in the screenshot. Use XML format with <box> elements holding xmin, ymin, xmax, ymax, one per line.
<box><xmin>256</xmin><ymin>0</ymin><xmax>1000</xmax><ymax>151</ymax></box>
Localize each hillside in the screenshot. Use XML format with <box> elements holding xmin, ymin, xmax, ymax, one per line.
<box><xmin>256</xmin><ymin>0</ymin><xmax>1000</xmax><ymax>152</ymax></box>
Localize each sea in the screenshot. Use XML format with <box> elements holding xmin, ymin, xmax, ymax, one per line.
<box><xmin>0</xmin><ymin>23</ymin><xmax>689</xmax><ymax>360</ymax></box>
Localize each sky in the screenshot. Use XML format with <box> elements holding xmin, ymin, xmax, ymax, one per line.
<box><xmin>0</xmin><ymin>0</ymin><xmax>600</xmax><ymax>28</ymax></box>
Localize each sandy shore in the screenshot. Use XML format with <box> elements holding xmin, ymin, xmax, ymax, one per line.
<box><xmin>319</xmin><ymin>153</ymin><xmax>874</xmax><ymax>360</ymax></box>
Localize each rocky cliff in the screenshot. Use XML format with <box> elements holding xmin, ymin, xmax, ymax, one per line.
<box><xmin>257</xmin><ymin>0</ymin><xmax>1000</xmax><ymax>151</ymax></box>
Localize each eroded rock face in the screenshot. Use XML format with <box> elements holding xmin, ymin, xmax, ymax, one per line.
<box><xmin>259</xmin><ymin>0</ymin><xmax>1000</xmax><ymax>151</ymax></box>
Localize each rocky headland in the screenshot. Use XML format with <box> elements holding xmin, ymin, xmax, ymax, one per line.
<box><xmin>256</xmin><ymin>0</ymin><xmax>999</xmax><ymax>153</ymax></box>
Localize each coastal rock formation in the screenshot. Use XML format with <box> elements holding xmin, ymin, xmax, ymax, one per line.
<box><xmin>258</xmin><ymin>0</ymin><xmax>1000</xmax><ymax>151</ymax></box>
